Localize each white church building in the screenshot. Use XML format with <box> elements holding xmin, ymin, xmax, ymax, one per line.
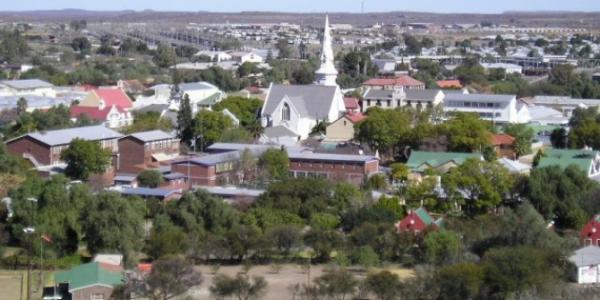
<box><xmin>260</xmin><ymin>16</ymin><xmax>346</xmax><ymax>143</ymax></box>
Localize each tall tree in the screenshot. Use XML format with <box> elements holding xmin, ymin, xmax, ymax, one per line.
<box><xmin>60</xmin><ymin>139</ymin><xmax>112</xmax><ymax>180</ymax></box>
<box><xmin>504</xmin><ymin>124</ymin><xmax>534</xmax><ymax>158</ymax></box>
<box><xmin>258</xmin><ymin>148</ymin><xmax>289</xmax><ymax>181</ymax></box>
<box><xmin>210</xmin><ymin>273</ymin><xmax>268</xmax><ymax>300</ymax></box>
<box><xmin>194</xmin><ymin>110</ymin><xmax>234</xmax><ymax>150</ymax></box>
<box><xmin>363</xmin><ymin>270</ymin><xmax>402</xmax><ymax>300</ymax></box>
<box><xmin>176</xmin><ymin>95</ymin><xmax>194</xmax><ymax>145</ymax></box>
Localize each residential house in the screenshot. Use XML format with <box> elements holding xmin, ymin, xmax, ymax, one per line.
<box><xmin>406</xmin><ymin>151</ymin><xmax>483</xmax><ymax>173</ymax></box>
<box><xmin>436</xmin><ymin>80</ymin><xmax>462</xmax><ymax>89</ymax></box>
<box><xmin>0</xmin><ymin>79</ymin><xmax>56</xmax><ymax>97</ymax></box>
<box><xmin>443</xmin><ymin>93</ymin><xmax>531</xmax><ymax>124</ymax></box>
<box><xmin>260</xmin><ymin>16</ymin><xmax>347</xmax><ymax>142</ymax></box>
<box><xmin>362</xmin><ymin>75</ymin><xmax>425</xmax><ymax>90</ymax></box>
<box><xmin>396</xmin><ymin>207</ymin><xmax>443</xmax><ymax>234</ymax></box>
<box><xmin>77</xmin><ymin>87</ymin><xmax>134</xmax><ymax>110</ymax></box>
<box><xmin>361</xmin><ymin>88</ymin><xmax>444</xmax><ymax>112</ymax></box>
<box><xmin>537</xmin><ymin>149</ymin><xmax>600</xmax><ymax>179</ymax></box>
<box><xmin>325</xmin><ymin>113</ymin><xmax>365</xmax><ymax>141</ymax></box>
<box><xmin>54</xmin><ymin>262</ymin><xmax>124</xmax><ymax>300</ymax></box>
<box><xmin>580</xmin><ymin>215</ymin><xmax>600</xmax><ymax>247</ymax></box>
<box><xmin>176</xmin><ymin>82</ymin><xmax>224</xmax><ymax>113</ymax></box>
<box><xmin>568</xmin><ymin>246</ymin><xmax>600</xmax><ymax>284</ymax></box>
<box><xmin>497</xmin><ymin>157</ymin><xmax>531</xmax><ymax>174</ymax></box>
<box><xmin>531</xmin><ymin>96</ymin><xmax>600</xmax><ymax>118</ymax></box>
<box><xmin>491</xmin><ymin>134</ymin><xmax>516</xmax><ymax>159</ymax></box>
<box><xmin>117</xmin><ymin>130</ymin><xmax>180</xmax><ymax>173</ymax></box>
<box><xmin>70</xmin><ymin>104</ymin><xmax>133</xmax><ymax>129</ymax></box>
<box><xmin>344</xmin><ymin>97</ymin><xmax>360</xmax><ymax>114</ymax></box>
<box><xmin>5</xmin><ymin>125</ymin><xmax>122</xmax><ymax>169</ymax></box>
<box><xmin>230</xmin><ymin>51</ymin><xmax>265</xmax><ymax>64</ymax></box>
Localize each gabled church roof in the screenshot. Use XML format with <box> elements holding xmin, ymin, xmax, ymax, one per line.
<box><xmin>263</xmin><ymin>84</ymin><xmax>338</xmax><ymax>120</ymax></box>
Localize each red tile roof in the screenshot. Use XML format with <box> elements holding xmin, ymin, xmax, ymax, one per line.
<box><xmin>436</xmin><ymin>80</ymin><xmax>463</xmax><ymax>89</ymax></box>
<box><xmin>137</xmin><ymin>263</ymin><xmax>152</xmax><ymax>273</ymax></box>
<box><xmin>344</xmin><ymin>97</ymin><xmax>359</xmax><ymax>110</ymax></box>
<box><xmin>346</xmin><ymin>112</ymin><xmax>366</xmax><ymax>123</ymax></box>
<box><xmin>94</xmin><ymin>88</ymin><xmax>133</xmax><ymax>109</ymax></box>
<box><xmin>491</xmin><ymin>134</ymin><xmax>516</xmax><ymax>146</ymax></box>
<box><xmin>363</xmin><ymin>75</ymin><xmax>424</xmax><ymax>87</ymax></box>
<box><xmin>70</xmin><ymin>105</ymin><xmax>126</xmax><ymax>121</ymax></box>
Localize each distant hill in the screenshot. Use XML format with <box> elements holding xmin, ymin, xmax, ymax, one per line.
<box><xmin>0</xmin><ymin>9</ymin><xmax>598</xmax><ymax>28</ymax></box>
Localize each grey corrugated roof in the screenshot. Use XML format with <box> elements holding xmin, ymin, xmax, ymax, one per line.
<box><xmin>0</xmin><ymin>95</ymin><xmax>74</xmax><ymax>110</ymax></box>
<box><xmin>207</xmin><ymin>143</ymin><xmax>273</xmax><ymax>153</ymax></box>
<box><xmin>197</xmin><ymin>186</ymin><xmax>265</xmax><ymax>197</ymax></box>
<box><xmin>128</xmin><ymin>130</ymin><xmax>175</xmax><ymax>142</ymax></box>
<box><xmin>11</xmin><ymin>125</ymin><xmax>123</xmax><ymax>146</ymax></box>
<box><xmin>288</xmin><ymin>151</ymin><xmax>378</xmax><ymax>163</ymax></box>
<box><xmin>132</xmin><ymin>104</ymin><xmax>169</xmax><ymax>113</ymax></box>
<box><xmin>405</xmin><ymin>89</ymin><xmax>441</xmax><ymax>101</ymax></box>
<box><xmin>1</xmin><ymin>79</ymin><xmax>54</xmax><ymax>90</ymax></box>
<box><xmin>569</xmin><ymin>246</ymin><xmax>600</xmax><ymax>267</ymax></box>
<box><xmin>263</xmin><ymin>126</ymin><xmax>300</xmax><ymax>138</ymax></box>
<box><xmin>179</xmin><ymin>82</ymin><xmax>216</xmax><ymax>92</ymax></box>
<box><xmin>121</xmin><ymin>187</ymin><xmax>181</xmax><ymax>198</ymax></box>
<box><xmin>363</xmin><ymin>89</ymin><xmax>393</xmax><ymax>99</ymax></box>
<box><xmin>445</xmin><ymin>93</ymin><xmax>516</xmax><ymax>103</ymax></box>
<box><xmin>533</xmin><ymin>95</ymin><xmax>600</xmax><ymax>107</ymax></box>
<box><xmin>263</xmin><ymin>84</ymin><xmax>337</xmax><ymax>119</ymax></box>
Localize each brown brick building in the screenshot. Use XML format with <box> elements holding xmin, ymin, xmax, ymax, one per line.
<box><xmin>288</xmin><ymin>152</ymin><xmax>379</xmax><ymax>185</ymax></box>
<box><xmin>5</xmin><ymin>125</ymin><xmax>122</xmax><ymax>168</ymax></box>
<box><xmin>117</xmin><ymin>130</ymin><xmax>180</xmax><ymax>173</ymax></box>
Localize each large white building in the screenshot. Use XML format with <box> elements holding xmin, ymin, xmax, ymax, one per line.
<box><xmin>0</xmin><ymin>79</ymin><xmax>56</xmax><ymax>98</ymax></box>
<box><xmin>443</xmin><ymin>93</ymin><xmax>531</xmax><ymax>124</ymax></box>
<box><xmin>134</xmin><ymin>81</ymin><xmax>224</xmax><ymax>114</ymax></box>
<box><xmin>260</xmin><ymin>16</ymin><xmax>345</xmax><ymax>141</ymax></box>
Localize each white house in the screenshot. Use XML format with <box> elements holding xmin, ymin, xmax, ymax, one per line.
<box><xmin>443</xmin><ymin>93</ymin><xmax>531</xmax><ymax>123</ymax></box>
<box><xmin>0</xmin><ymin>79</ymin><xmax>56</xmax><ymax>98</ymax></box>
<box><xmin>134</xmin><ymin>82</ymin><xmax>224</xmax><ymax>114</ymax></box>
<box><xmin>194</xmin><ymin>50</ymin><xmax>232</xmax><ymax>62</ymax></box>
<box><xmin>260</xmin><ymin>16</ymin><xmax>346</xmax><ymax>141</ymax></box>
<box><xmin>569</xmin><ymin>246</ymin><xmax>600</xmax><ymax>284</ymax></box>
<box><xmin>481</xmin><ymin>63</ymin><xmax>523</xmax><ymax>75</ymax></box>
<box><xmin>361</xmin><ymin>87</ymin><xmax>444</xmax><ymax>112</ymax></box>
<box><xmin>229</xmin><ymin>51</ymin><xmax>264</xmax><ymax>64</ymax></box>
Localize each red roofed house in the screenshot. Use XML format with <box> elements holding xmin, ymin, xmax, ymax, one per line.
<box><xmin>78</xmin><ymin>87</ymin><xmax>134</xmax><ymax>110</ymax></box>
<box><xmin>325</xmin><ymin>112</ymin><xmax>366</xmax><ymax>141</ymax></box>
<box><xmin>71</xmin><ymin>87</ymin><xmax>134</xmax><ymax>128</ymax></box>
<box><xmin>363</xmin><ymin>75</ymin><xmax>425</xmax><ymax>90</ymax></box>
<box><xmin>491</xmin><ymin>134</ymin><xmax>516</xmax><ymax>159</ymax></box>
<box><xmin>436</xmin><ymin>80</ymin><xmax>463</xmax><ymax>89</ymax></box>
<box><xmin>344</xmin><ymin>97</ymin><xmax>360</xmax><ymax>114</ymax></box>
<box><xmin>580</xmin><ymin>215</ymin><xmax>600</xmax><ymax>246</ymax></box>
<box><xmin>396</xmin><ymin>207</ymin><xmax>443</xmax><ymax>234</ymax></box>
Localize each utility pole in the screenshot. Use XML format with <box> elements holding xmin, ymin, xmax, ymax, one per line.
<box><xmin>24</xmin><ymin>197</ymin><xmax>37</xmax><ymax>300</ymax></box>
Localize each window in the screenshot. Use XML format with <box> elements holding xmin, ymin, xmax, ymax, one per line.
<box><xmin>91</xmin><ymin>294</ymin><xmax>105</xmax><ymax>300</ymax></box>
<box><xmin>343</xmin><ymin>120</ymin><xmax>347</xmax><ymax>126</ymax></box>
<box><xmin>282</xmin><ymin>103</ymin><xmax>291</xmax><ymax>121</ymax></box>
<box><xmin>585</xmin><ymin>238</ymin><xmax>593</xmax><ymax>246</ymax></box>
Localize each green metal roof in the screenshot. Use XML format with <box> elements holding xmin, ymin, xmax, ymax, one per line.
<box><xmin>537</xmin><ymin>148</ymin><xmax>598</xmax><ymax>174</ymax></box>
<box><xmin>406</xmin><ymin>151</ymin><xmax>481</xmax><ymax>171</ymax></box>
<box><xmin>415</xmin><ymin>207</ymin><xmax>434</xmax><ymax>225</ymax></box>
<box><xmin>55</xmin><ymin>262</ymin><xmax>124</xmax><ymax>292</ymax></box>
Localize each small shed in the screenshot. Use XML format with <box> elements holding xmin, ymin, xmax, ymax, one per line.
<box><xmin>568</xmin><ymin>246</ymin><xmax>600</xmax><ymax>284</ymax></box>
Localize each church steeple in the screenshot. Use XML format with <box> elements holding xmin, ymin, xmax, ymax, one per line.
<box><xmin>315</xmin><ymin>15</ymin><xmax>338</xmax><ymax>86</ymax></box>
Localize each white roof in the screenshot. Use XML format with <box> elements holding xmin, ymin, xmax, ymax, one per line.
<box><xmin>497</xmin><ymin>157</ymin><xmax>531</xmax><ymax>173</ymax></box>
<box><xmin>93</xmin><ymin>254</ymin><xmax>123</xmax><ymax>266</ymax></box>
<box><xmin>0</xmin><ymin>79</ymin><xmax>54</xmax><ymax>90</ymax></box>
<box><xmin>569</xmin><ymin>246</ymin><xmax>600</xmax><ymax>267</ymax></box>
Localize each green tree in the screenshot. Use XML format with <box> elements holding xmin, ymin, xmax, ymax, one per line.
<box><xmin>351</xmin><ymin>245</ymin><xmax>380</xmax><ymax>268</ymax></box>
<box><xmin>194</xmin><ymin>110</ymin><xmax>234</xmax><ymax>149</ymax></box>
<box><xmin>363</xmin><ymin>270</ymin><xmax>402</xmax><ymax>300</ymax></box>
<box><xmin>436</xmin><ymin>263</ymin><xmax>484</xmax><ymax>300</ymax></box>
<box><xmin>146</xmin><ymin>215</ymin><xmax>189</xmax><ymax>260</ymax></box>
<box><xmin>137</xmin><ymin>169</ymin><xmax>164</xmax><ymax>188</ymax></box>
<box><xmin>355</xmin><ymin>107</ymin><xmax>411</xmax><ymax>156</ymax></box>
<box><xmin>275</xmin><ymin>39</ymin><xmax>293</xmax><ymax>59</ymax></box>
<box><xmin>81</xmin><ymin>192</ymin><xmax>145</xmax><ymax>263</ymax></box>
<box><xmin>0</xmin><ymin>30</ymin><xmax>30</xmax><ymax>63</ymax></box>
<box><xmin>145</xmin><ymin>256</ymin><xmax>203</xmax><ymax>300</ymax></box>
<box><xmin>504</xmin><ymin>124</ymin><xmax>534</xmax><ymax>157</ymax></box>
<box><xmin>210</xmin><ymin>273</ymin><xmax>268</xmax><ymax>300</ymax></box>
<box><xmin>443</xmin><ymin>112</ymin><xmax>492</xmax><ymax>152</ymax></box>
<box><xmin>212</xmin><ymin>96</ymin><xmax>263</xmax><ymax>127</ymax></box>
<box><xmin>16</xmin><ymin>97</ymin><xmax>27</xmax><ymax>115</ymax></box>
<box><xmin>60</xmin><ymin>139</ymin><xmax>112</xmax><ymax>180</ymax></box>
<box><xmin>423</xmin><ymin>230</ymin><xmax>461</xmax><ymax>265</ymax></box>
<box><xmin>442</xmin><ymin>159</ymin><xmax>513</xmax><ymax>215</ymax></box>
<box><xmin>309</xmin><ymin>212</ymin><xmax>340</xmax><ymax>230</ymax></box>
<box><xmin>153</xmin><ymin>43</ymin><xmax>177</xmax><ymax>68</ymax></box>
<box><xmin>550</xmin><ymin>128</ymin><xmax>568</xmax><ymax>149</ymax></box>
<box><xmin>258</xmin><ymin>148</ymin><xmax>289</xmax><ymax>180</ymax></box>
<box><xmin>125</xmin><ymin>111</ymin><xmax>172</xmax><ymax>134</ymax></box>
<box><xmin>304</xmin><ymin>229</ymin><xmax>344</xmax><ymax>261</ymax></box>
<box><xmin>265</xmin><ymin>224</ymin><xmax>302</xmax><ymax>255</ymax></box>
<box><xmin>314</xmin><ymin>268</ymin><xmax>357</xmax><ymax>300</ymax></box>
<box><xmin>176</xmin><ymin>95</ymin><xmax>194</xmax><ymax>145</ymax></box>
<box><xmin>71</xmin><ymin>37</ymin><xmax>91</xmax><ymax>54</ymax></box>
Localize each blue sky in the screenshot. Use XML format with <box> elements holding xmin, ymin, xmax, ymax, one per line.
<box><xmin>1</xmin><ymin>0</ymin><xmax>599</xmax><ymax>13</ymax></box>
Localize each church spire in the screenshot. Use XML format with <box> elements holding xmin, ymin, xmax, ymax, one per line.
<box><xmin>315</xmin><ymin>15</ymin><xmax>338</xmax><ymax>86</ymax></box>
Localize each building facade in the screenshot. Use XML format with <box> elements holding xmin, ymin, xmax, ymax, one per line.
<box><xmin>117</xmin><ymin>130</ymin><xmax>180</xmax><ymax>173</ymax></box>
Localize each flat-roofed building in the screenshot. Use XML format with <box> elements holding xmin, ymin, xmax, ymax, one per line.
<box><xmin>443</xmin><ymin>93</ymin><xmax>531</xmax><ymax>123</ymax></box>
<box><xmin>117</xmin><ymin>130</ymin><xmax>180</xmax><ymax>173</ymax></box>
